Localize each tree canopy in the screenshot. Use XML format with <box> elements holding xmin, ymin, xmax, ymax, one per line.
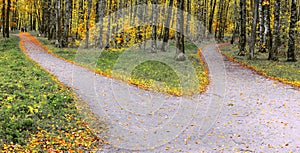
<box><xmin>0</xmin><ymin>0</ymin><xmax>299</xmax><ymax>61</ymax></box>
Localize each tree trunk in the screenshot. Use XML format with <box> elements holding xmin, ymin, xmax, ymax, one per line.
<box><xmin>12</xmin><ymin>4</ymin><xmax>17</xmax><ymax>31</ymax></box>
<box><xmin>287</xmin><ymin>0</ymin><xmax>297</xmax><ymax>62</ymax></box>
<box><xmin>5</xmin><ymin>0</ymin><xmax>11</xmax><ymax>38</ymax></box>
<box><xmin>136</xmin><ymin>0</ymin><xmax>143</xmax><ymax>48</ymax></box>
<box><xmin>161</xmin><ymin>0</ymin><xmax>174</xmax><ymax>52</ymax></box>
<box><xmin>185</xmin><ymin>0</ymin><xmax>191</xmax><ymax>36</ymax></box>
<box><xmin>196</xmin><ymin>0</ymin><xmax>203</xmax><ymax>41</ymax></box>
<box><xmin>231</xmin><ymin>0</ymin><xmax>238</xmax><ymax>44</ymax></box>
<box><xmin>85</xmin><ymin>0</ymin><xmax>92</xmax><ymax>48</ymax></box>
<box><xmin>248</xmin><ymin>0</ymin><xmax>258</xmax><ymax>60</ymax></box>
<box><xmin>215</xmin><ymin>0</ymin><xmax>223</xmax><ymax>40</ymax></box>
<box><xmin>41</xmin><ymin>0</ymin><xmax>47</xmax><ymax>35</ymax></box>
<box><xmin>221</xmin><ymin>0</ymin><xmax>230</xmax><ymax>40</ymax></box>
<box><xmin>63</xmin><ymin>0</ymin><xmax>72</xmax><ymax>47</ymax></box>
<box><xmin>98</xmin><ymin>0</ymin><xmax>106</xmax><ymax>48</ymax></box>
<box><xmin>32</xmin><ymin>1</ymin><xmax>37</xmax><ymax>31</ymax></box>
<box><xmin>258</xmin><ymin>0</ymin><xmax>265</xmax><ymax>52</ymax></box>
<box><xmin>142</xmin><ymin>0</ymin><xmax>148</xmax><ymax>50</ymax></box>
<box><xmin>151</xmin><ymin>0</ymin><xmax>158</xmax><ymax>53</ymax></box>
<box><xmin>202</xmin><ymin>0</ymin><xmax>207</xmax><ymax>38</ymax></box>
<box><xmin>208</xmin><ymin>0</ymin><xmax>216</xmax><ymax>34</ymax></box>
<box><xmin>48</xmin><ymin>0</ymin><xmax>55</xmax><ymax>40</ymax></box>
<box><xmin>106</xmin><ymin>0</ymin><xmax>112</xmax><ymax>48</ymax></box>
<box><xmin>264</xmin><ymin>0</ymin><xmax>272</xmax><ymax>59</ymax></box>
<box><xmin>175</xmin><ymin>0</ymin><xmax>185</xmax><ymax>61</ymax></box>
<box><xmin>2</xmin><ymin>0</ymin><xmax>6</xmax><ymax>37</ymax></box>
<box><xmin>270</xmin><ymin>0</ymin><xmax>280</xmax><ymax>61</ymax></box>
<box><xmin>55</xmin><ymin>0</ymin><xmax>62</xmax><ymax>47</ymax></box>
<box><xmin>238</xmin><ymin>0</ymin><xmax>246</xmax><ymax>56</ymax></box>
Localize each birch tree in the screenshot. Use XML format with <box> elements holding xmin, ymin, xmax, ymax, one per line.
<box><xmin>264</xmin><ymin>0</ymin><xmax>272</xmax><ymax>59</ymax></box>
<box><xmin>98</xmin><ymin>0</ymin><xmax>106</xmax><ymax>48</ymax></box>
<box><xmin>258</xmin><ymin>0</ymin><xmax>265</xmax><ymax>52</ymax></box>
<box><xmin>208</xmin><ymin>0</ymin><xmax>216</xmax><ymax>34</ymax></box>
<box><xmin>175</xmin><ymin>0</ymin><xmax>185</xmax><ymax>61</ymax></box>
<box><xmin>287</xmin><ymin>0</ymin><xmax>297</xmax><ymax>62</ymax></box>
<box><xmin>2</xmin><ymin>0</ymin><xmax>6</xmax><ymax>37</ymax></box>
<box><xmin>161</xmin><ymin>0</ymin><xmax>174</xmax><ymax>52</ymax></box>
<box><xmin>85</xmin><ymin>0</ymin><xmax>92</xmax><ymax>48</ymax></box>
<box><xmin>238</xmin><ymin>0</ymin><xmax>246</xmax><ymax>56</ymax></box>
<box><xmin>151</xmin><ymin>0</ymin><xmax>158</xmax><ymax>53</ymax></box>
<box><xmin>270</xmin><ymin>0</ymin><xmax>280</xmax><ymax>61</ymax></box>
<box><xmin>249</xmin><ymin>0</ymin><xmax>258</xmax><ymax>59</ymax></box>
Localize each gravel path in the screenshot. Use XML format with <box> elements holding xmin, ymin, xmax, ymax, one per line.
<box><xmin>20</xmin><ymin>33</ymin><xmax>299</xmax><ymax>152</ymax></box>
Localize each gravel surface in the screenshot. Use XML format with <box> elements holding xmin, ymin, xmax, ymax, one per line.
<box><xmin>20</xmin><ymin>33</ymin><xmax>300</xmax><ymax>152</ymax></box>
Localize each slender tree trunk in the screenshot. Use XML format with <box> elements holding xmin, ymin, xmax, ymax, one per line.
<box><xmin>55</xmin><ymin>0</ymin><xmax>62</xmax><ymax>47</ymax></box>
<box><xmin>85</xmin><ymin>0</ymin><xmax>92</xmax><ymax>48</ymax></box>
<box><xmin>161</xmin><ymin>0</ymin><xmax>173</xmax><ymax>52</ymax></box>
<box><xmin>208</xmin><ymin>0</ymin><xmax>216</xmax><ymax>34</ymax></box>
<box><xmin>249</xmin><ymin>0</ymin><xmax>258</xmax><ymax>60</ymax></box>
<box><xmin>298</xmin><ymin>0</ymin><xmax>300</xmax><ymax>22</ymax></box>
<box><xmin>48</xmin><ymin>0</ymin><xmax>55</xmax><ymax>40</ymax></box>
<box><xmin>151</xmin><ymin>0</ymin><xmax>158</xmax><ymax>53</ymax></box>
<box><xmin>231</xmin><ymin>0</ymin><xmax>238</xmax><ymax>44</ymax></box>
<box><xmin>221</xmin><ymin>0</ymin><xmax>230</xmax><ymax>40</ymax></box>
<box><xmin>98</xmin><ymin>0</ymin><xmax>106</xmax><ymax>48</ymax></box>
<box><xmin>202</xmin><ymin>0</ymin><xmax>207</xmax><ymax>38</ymax></box>
<box><xmin>129</xmin><ymin>0</ymin><xmax>133</xmax><ymax>24</ymax></box>
<box><xmin>216</xmin><ymin>0</ymin><xmax>224</xmax><ymax>41</ymax></box>
<box><xmin>12</xmin><ymin>3</ymin><xmax>17</xmax><ymax>31</ymax></box>
<box><xmin>185</xmin><ymin>0</ymin><xmax>191</xmax><ymax>35</ymax></box>
<box><xmin>175</xmin><ymin>0</ymin><xmax>185</xmax><ymax>61</ymax></box>
<box><xmin>270</xmin><ymin>0</ymin><xmax>280</xmax><ymax>61</ymax></box>
<box><xmin>264</xmin><ymin>0</ymin><xmax>272</xmax><ymax>59</ymax></box>
<box><xmin>280</xmin><ymin>0</ymin><xmax>289</xmax><ymax>48</ymax></box>
<box><xmin>258</xmin><ymin>0</ymin><xmax>265</xmax><ymax>52</ymax></box>
<box><xmin>41</xmin><ymin>0</ymin><xmax>46</xmax><ymax>35</ymax></box>
<box><xmin>32</xmin><ymin>1</ymin><xmax>37</xmax><ymax>31</ymax></box>
<box><xmin>132</xmin><ymin>0</ymin><xmax>138</xmax><ymax>26</ymax></box>
<box><xmin>5</xmin><ymin>0</ymin><xmax>11</xmax><ymax>38</ymax></box>
<box><xmin>158</xmin><ymin>5</ymin><xmax>165</xmax><ymax>40</ymax></box>
<box><xmin>63</xmin><ymin>0</ymin><xmax>72</xmax><ymax>47</ymax></box>
<box><xmin>30</xmin><ymin>3</ymin><xmax>33</xmax><ymax>31</ymax></box>
<box><xmin>2</xmin><ymin>0</ymin><xmax>6</xmax><ymax>37</ymax></box>
<box><xmin>43</xmin><ymin>0</ymin><xmax>47</xmax><ymax>36</ymax></box>
<box><xmin>196</xmin><ymin>0</ymin><xmax>202</xmax><ymax>41</ymax></box>
<box><xmin>142</xmin><ymin>0</ymin><xmax>148</xmax><ymax>50</ymax></box>
<box><xmin>106</xmin><ymin>0</ymin><xmax>112</xmax><ymax>47</ymax></box>
<box><xmin>238</xmin><ymin>0</ymin><xmax>246</xmax><ymax>56</ymax></box>
<box><xmin>136</xmin><ymin>0</ymin><xmax>143</xmax><ymax>48</ymax></box>
<box><xmin>287</xmin><ymin>0</ymin><xmax>297</xmax><ymax>62</ymax></box>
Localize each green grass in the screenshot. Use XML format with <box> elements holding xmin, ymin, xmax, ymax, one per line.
<box><xmin>37</xmin><ymin>38</ymin><xmax>78</xmax><ymax>60</ymax></box>
<box><xmin>0</xmin><ymin>36</ymin><xmax>103</xmax><ymax>151</ymax></box>
<box><xmin>220</xmin><ymin>45</ymin><xmax>300</xmax><ymax>86</ymax></box>
<box><xmin>36</xmin><ymin>36</ymin><xmax>208</xmax><ymax>95</ymax></box>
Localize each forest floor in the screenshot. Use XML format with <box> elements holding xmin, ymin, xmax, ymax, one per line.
<box><xmin>0</xmin><ymin>34</ymin><xmax>103</xmax><ymax>152</ymax></box>
<box><xmin>18</xmin><ymin>32</ymin><xmax>300</xmax><ymax>152</ymax></box>
<box><xmin>220</xmin><ymin>45</ymin><xmax>300</xmax><ymax>88</ymax></box>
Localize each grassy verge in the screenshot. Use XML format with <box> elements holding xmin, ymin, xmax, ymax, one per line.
<box><xmin>0</xmin><ymin>36</ymin><xmax>104</xmax><ymax>152</ymax></box>
<box><xmin>36</xmin><ymin>36</ymin><xmax>208</xmax><ymax>96</ymax></box>
<box><xmin>220</xmin><ymin>45</ymin><xmax>300</xmax><ymax>87</ymax></box>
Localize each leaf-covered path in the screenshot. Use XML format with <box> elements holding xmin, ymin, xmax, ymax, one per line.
<box><xmin>20</xmin><ymin>33</ymin><xmax>300</xmax><ymax>152</ymax></box>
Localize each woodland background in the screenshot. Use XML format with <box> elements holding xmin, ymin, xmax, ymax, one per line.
<box><xmin>0</xmin><ymin>0</ymin><xmax>299</xmax><ymax>61</ymax></box>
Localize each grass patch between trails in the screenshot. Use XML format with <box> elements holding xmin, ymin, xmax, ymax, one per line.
<box><xmin>36</xmin><ymin>36</ymin><xmax>208</xmax><ymax>96</ymax></box>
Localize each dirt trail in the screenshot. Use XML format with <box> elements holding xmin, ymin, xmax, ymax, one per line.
<box><xmin>20</xmin><ymin>33</ymin><xmax>300</xmax><ymax>152</ymax></box>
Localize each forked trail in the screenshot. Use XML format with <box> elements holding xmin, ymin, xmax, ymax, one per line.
<box><xmin>20</xmin><ymin>33</ymin><xmax>300</xmax><ymax>152</ymax></box>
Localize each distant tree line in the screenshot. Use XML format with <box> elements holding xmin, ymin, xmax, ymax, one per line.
<box><xmin>0</xmin><ymin>0</ymin><xmax>299</xmax><ymax>61</ymax></box>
